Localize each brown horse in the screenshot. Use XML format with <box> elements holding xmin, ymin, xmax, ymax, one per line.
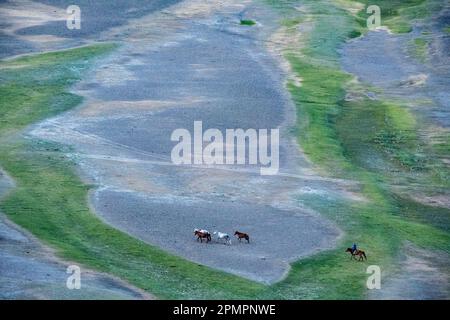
<box><xmin>234</xmin><ymin>231</ymin><xmax>250</xmax><ymax>243</ymax></box>
<box><xmin>194</xmin><ymin>230</ymin><xmax>211</xmax><ymax>243</ymax></box>
<box><xmin>346</xmin><ymin>248</ymin><xmax>367</xmax><ymax>261</ymax></box>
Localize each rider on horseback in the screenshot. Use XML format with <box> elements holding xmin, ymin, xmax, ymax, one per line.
<box><xmin>351</xmin><ymin>243</ymin><xmax>357</xmax><ymax>253</ymax></box>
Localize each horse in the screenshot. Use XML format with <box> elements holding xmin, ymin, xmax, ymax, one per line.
<box><xmin>234</xmin><ymin>231</ymin><xmax>250</xmax><ymax>243</ymax></box>
<box><xmin>194</xmin><ymin>228</ymin><xmax>209</xmax><ymax>234</ymax></box>
<box><xmin>194</xmin><ymin>229</ymin><xmax>211</xmax><ymax>243</ymax></box>
<box><xmin>345</xmin><ymin>248</ymin><xmax>367</xmax><ymax>261</ymax></box>
<box><xmin>213</xmin><ymin>231</ymin><xmax>232</xmax><ymax>245</ymax></box>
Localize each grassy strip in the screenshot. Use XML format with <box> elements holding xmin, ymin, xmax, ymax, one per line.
<box><xmin>410</xmin><ymin>37</ymin><xmax>429</xmax><ymax>63</ymax></box>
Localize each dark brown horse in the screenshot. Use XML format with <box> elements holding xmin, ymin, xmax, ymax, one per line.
<box><xmin>234</xmin><ymin>231</ymin><xmax>250</xmax><ymax>243</ymax></box>
<box><xmin>346</xmin><ymin>248</ymin><xmax>367</xmax><ymax>261</ymax></box>
<box><xmin>194</xmin><ymin>230</ymin><xmax>211</xmax><ymax>243</ymax></box>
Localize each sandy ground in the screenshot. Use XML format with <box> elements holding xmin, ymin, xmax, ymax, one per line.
<box><xmin>26</xmin><ymin>0</ymin><xmax>359</xmax><ymax>284</ymax></box>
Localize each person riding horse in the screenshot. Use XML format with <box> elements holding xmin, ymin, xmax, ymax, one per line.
<box><xmin>346</xmin><ymin>243</ymin><xmax>367</xmax><ymax>261</ymax></box>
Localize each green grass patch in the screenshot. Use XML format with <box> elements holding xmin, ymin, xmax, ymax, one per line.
<box><xmin>409</xmin><ymin>37</ymin><xmax>429</xmax><ymax>62</ymax></box>
<box><xmin>281</xmin><ymin>17</ymin><xmax>304</xmax><ymax>28</ymax></box>
<box><xmin>287</xmin><ymin>57</ymin><xmax>352</xmax><ymax>173</ymax></box>
<box><xmin>240</xmin><ymin>19</ymin><xmax>256</xmax><ymax>26</ymax></box>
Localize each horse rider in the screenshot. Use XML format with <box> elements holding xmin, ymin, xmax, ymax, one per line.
<box><xmin>351</xmin><ymin>243</ymin><xmax>357</xmax><ymax>253</ymax></box>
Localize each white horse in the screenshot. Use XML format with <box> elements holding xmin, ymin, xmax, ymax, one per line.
<box><xmin>213</xmin><ymin>231</ymin><xmax>232</xmax><ymax>245</ymax></box>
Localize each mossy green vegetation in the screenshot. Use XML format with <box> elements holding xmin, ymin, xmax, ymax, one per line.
<box><xmin>281</xmin><ymin>17</ymin><xmax>304</xmax><ymax>28</ymax></box>
<box><xmin>240</xmin><ymin>19</ymin><xmax>256</xmax><ymax>26</ymax></box>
